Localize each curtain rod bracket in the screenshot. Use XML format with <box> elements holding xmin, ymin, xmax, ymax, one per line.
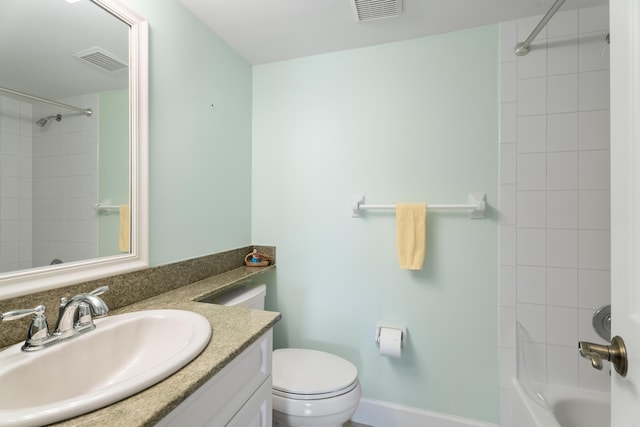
<box><xmin>514</xmin><ymin>42</ymin><xmax>530</xmax><ymax>56</ymax></box>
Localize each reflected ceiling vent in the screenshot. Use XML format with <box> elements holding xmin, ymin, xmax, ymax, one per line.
<box><xmin>73</xmin><ymin>47</ymin><xmax>128</xmax><ymax>73</ymax></box>
<box><xmin>351</xmin><ymin>0</ymin><xmax>402</xmax><ymax>22</ymax></box>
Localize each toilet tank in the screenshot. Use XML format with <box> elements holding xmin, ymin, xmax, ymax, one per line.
<box><xmin>207</xmin><ymin>283</ymin><xmax>266</xmax><ymax>310</ymax></box>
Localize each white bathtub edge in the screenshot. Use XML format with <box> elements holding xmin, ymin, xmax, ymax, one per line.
<box><xmin>351</xmin><ymin>397</ymin><xmax>498</xmax><ymax>427</ymax></box>
<box><xmin>510</xmin><ymin>377</ymin><xmax>612</xmax><ymax>427</ymax></box>
<box><xmin>510</xmin><ymin>378</ymin><xmax>559</xmax><ymax>427</ymax></box>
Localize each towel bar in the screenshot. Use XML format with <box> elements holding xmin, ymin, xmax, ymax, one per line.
<box><xmin>352</xmin><ymin>193</ymin><xmax>486</xmax><ymax>219</ymax></box>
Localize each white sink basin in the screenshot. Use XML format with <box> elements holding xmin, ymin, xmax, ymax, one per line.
<box><xmin>0</xmin><ymin>309</ymin><xmax>211</xmax><ymax>427</ymax></box>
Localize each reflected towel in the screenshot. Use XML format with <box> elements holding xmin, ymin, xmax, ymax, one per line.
<box><xmin>396</xmin><ymin>203</ymin><xmax>427</xmax><ymax>270</ymax></box>
<box><xmin>118</xmin><ymin>204</ymin><xmax>130</xmax><ymax>252</ymax></box>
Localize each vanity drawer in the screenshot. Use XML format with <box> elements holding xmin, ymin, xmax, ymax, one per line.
<box><xmin>157</xmin><ymin>328</ymin><xmax>272</xmax><ymax>426</ymax></box>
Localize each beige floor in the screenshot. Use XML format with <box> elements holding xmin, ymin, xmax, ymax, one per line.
<box><xmin>344</xmin><ymin>422</ymin><xmax>373</xmax><ymax>427</ymax></box>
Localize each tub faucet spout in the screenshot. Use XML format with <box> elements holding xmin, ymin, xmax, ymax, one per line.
<box><xmin>578</xmin><ymin>335</ymin><xmax>627</xmax><ymax>377</ymax></box>
<box><xmin>578</xmin><ymin>341</ymin><xmax>608</xmax><ymax>370</ymax></box>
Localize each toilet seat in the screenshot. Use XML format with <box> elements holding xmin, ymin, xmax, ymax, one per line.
<box><xmin>273</xmin><ymin>379</ymin><xmax>359</xmax><ymax>400</ymax></box>
<box><xmin>272</xmin><ymin>348</ymin><xmax>359</xmax><ymax>400</ymax></box>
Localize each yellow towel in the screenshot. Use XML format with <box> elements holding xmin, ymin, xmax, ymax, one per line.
<box><xmin>396</xmin><ymin>203</ymin><xmax>427</xmax><ymax>270</ymax></box>
<box><xmin>118</xmin><ymin>204</ymin><xmax>130</xmax><ymax>252</ymax></box>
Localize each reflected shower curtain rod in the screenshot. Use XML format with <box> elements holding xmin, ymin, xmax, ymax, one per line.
<box><xmin>515</xmin><ymin>0</ymin><xmax>566</xmax><ymax>56</ymax></box>
<box><xmin>0</xmin><ymin>86</ymin><xmax>93</xmax><ymax>117</ymax></box>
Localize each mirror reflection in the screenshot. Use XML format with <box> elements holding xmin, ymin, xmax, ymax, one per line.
<box><xmin>0</xmin><ymin>0</ymin><xmax>130</xmax><ymax>275</ymax></box>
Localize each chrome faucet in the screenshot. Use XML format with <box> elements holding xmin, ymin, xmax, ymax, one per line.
<box><xmin>53</xmin><ymin>286</ymin><xmax>109</xmax><ymax>339</ymax></box>
<box><xmin>1</xmin><ymin>286</ymin><xmax>109</xmax><ymax>352</ymax></box>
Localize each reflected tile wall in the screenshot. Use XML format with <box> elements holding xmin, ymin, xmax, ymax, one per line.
<box><xmin>0</xmin><ymin>95</ymin><xmax>33</xmax><ymax>273</ymax></box>
<box><xmin>32</xmin><ymin>94</ymin><xmax>98</xmax><ymax>268</ymax></box>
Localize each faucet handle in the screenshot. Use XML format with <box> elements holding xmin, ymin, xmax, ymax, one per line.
<box><xmin>1</xmin><ymin>304</ymin><xmax>46</xmax><ymax>322</ymax></box>
<box><xmin>61</xmin><ymin>286</ymin><xmax>108</xmax><ymax>306</ymax></box>
<box><xmin>89</xmin><ymin>285</ymin><xmax>109</xmax><ymax>297</ymax></box>
<box><xmin>1</xmin><ymin>305</ymin><xmax>51</xmax><ymax>350</ymax></box>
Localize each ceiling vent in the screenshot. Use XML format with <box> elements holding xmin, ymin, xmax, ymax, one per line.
<box><xmin>73</xmin><ymin>47</ymin><xmax>128</xmax><ymax>73</ymax></box>
<box><xmin>351</xmin><ymin>0</ymin><xmax>403</xmax><ymax>22</ymax></box>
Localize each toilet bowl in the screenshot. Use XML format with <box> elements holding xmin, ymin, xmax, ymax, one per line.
<box><xmin>209</xmin><ymin>283</ymin><xmax>361</xmax><ymax>427</ymax></box>
<box><xmin>272</xmin><ymin>348</ymin><xmax>362</xmax><ymax>427</ymax></box>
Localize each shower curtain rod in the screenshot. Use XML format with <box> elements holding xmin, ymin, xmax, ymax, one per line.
<box><xmin>515</xmin><ymin>0</ymin><xmax>566</xmax><ymax>56</ymax></box>
<box><xmin>0</xmin><ymin>86</ymin><xmax>93</xmax><ymax>117</ymax></box>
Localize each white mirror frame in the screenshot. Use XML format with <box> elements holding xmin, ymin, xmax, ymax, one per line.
<box><xmin>0</xmin><ymin>0</ymin><xmax>148</xmax><ymax>300</ymax></box>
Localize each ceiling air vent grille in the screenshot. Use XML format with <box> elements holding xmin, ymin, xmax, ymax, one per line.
<box><xmin>351</xmin><ymin>0</ymin><xmax>402</xmax><ymax>22</ymax></box>
<box><xmin>73</xmin><ymin>47</ymin><xmax>128</xmax><ymax>73</ymax></box>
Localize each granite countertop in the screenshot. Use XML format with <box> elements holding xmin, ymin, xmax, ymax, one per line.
<box><xmin>52</xmin><ymin>265</ymin><xmax>280</xmax><ymax>427</ymax></box>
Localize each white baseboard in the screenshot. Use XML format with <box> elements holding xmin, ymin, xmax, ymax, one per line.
<box><xmin>351</xmin><ymin>398</ymin><xmax>498</xmax><ymax>427</ymax></box>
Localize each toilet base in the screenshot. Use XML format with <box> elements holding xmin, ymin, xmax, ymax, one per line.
<box><xmin>271</xmin><ymin>381</ymin><xmax>361</xmax><ymax>427</ymax></box>
<box><xmin>273</xmin><ymin>409</ymin><xmax>351</xmax><ymax>427</ymax></box>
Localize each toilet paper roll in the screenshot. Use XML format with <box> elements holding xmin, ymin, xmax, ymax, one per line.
<box><xmin>378</xmin><ymin>327</ymin><xmax>403</xmax><ymax>358</ymax></box>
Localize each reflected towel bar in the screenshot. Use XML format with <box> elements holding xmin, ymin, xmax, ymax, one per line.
<box><xmin>95</xmin><ymin>203</ymin><xmax>121</xmax><ymax>214</ymax></box>
<box><xmin>352</xmin><ymin>193</ymin><xmax>486</xmax><ymax>219</ymax></box>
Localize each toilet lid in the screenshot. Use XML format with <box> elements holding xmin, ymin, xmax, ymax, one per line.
<box><xmin>272</xmin><ymin>348</ymin><xmax>358</xmax><ymax>396</ymax></box>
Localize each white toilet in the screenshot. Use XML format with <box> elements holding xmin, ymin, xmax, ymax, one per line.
<box><xmin>211</xmin><ymin>283</ymin><xmax>362</xmax><ymax>427</ymax></box>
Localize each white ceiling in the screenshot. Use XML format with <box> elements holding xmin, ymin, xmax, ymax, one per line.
<box><xmin>0</xmin><ymin>0</ymin><xmax>609</xmax><ymax>103</ymax></box>
<box><xmin>177</xmin><ymin>0</ymin><xmax>609</xmax><ymax>65</ymax></box>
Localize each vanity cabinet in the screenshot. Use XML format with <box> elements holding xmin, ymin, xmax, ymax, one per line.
<box><xmin>157</xmin><ymin>329</ymin><xmax>273</xmax><ymax>427</ymax></box>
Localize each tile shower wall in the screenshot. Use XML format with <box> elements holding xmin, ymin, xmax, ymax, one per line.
<box><xmin>498</xmin><ymin>5</ymin><xmax>610</xmax><ymax>425</ymax></box>
<box><xmin>32</xmin><ymin>94</ymin><xmax>98</xmax><ymax>268</ymax></box>
<box><xmin>0</xmin><ymin>95</ymin><xmax>33</xmax><ymax>272</ymax></box>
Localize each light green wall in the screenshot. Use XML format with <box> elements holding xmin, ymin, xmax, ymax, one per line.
<box><xmin>116</xmin><ymin>0</ymin><xmax>499</xmax><ymax>421</ymax></box>
<box><xmin>252</xmin><ymin>26</ymin><xmax>499</xmax><ymax>422</ymax></box>
<box><xmin>123</xmin><ymin>0</ymin><xmax>253</xmax><ymax>266</ymax></box>
<box><xmin>98</xmin><ymin>89</ymin><xmax>129</xmax><ymax>257</ymax></box>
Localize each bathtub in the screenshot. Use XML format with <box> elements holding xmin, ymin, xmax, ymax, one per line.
<box><xmin>511</xmin><ymin>378</ymin><xmax>610</xmax><ymax>427</ymax></box>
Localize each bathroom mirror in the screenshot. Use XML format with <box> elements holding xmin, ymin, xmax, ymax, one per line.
<box><xmin>0</xmin><ymin>0</ymin><xmax>148</xmax><ymax>299</ymax></box>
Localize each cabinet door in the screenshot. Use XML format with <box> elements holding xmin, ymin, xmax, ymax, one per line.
<box><xmin>157</xmin><ymin>329</ymin><xmax>272</xmax><ymax>427</ymax></box>
<box><xmin>227</xmin><ymin>376</ymin><xmax>272</xmax><ymax>427</ymax></box>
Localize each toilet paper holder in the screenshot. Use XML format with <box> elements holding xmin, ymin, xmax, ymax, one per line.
<box><xmin>375</xmin><ymin>323</ymin><xmax>406</xmax><ymax>348</ymax></box>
